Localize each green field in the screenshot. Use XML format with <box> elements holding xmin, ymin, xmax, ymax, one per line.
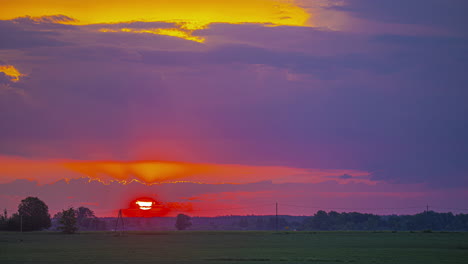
<box><xmin>1</xmin><ymin>231</ymin><xmax>467</xmax><ymax>263</ymax></box>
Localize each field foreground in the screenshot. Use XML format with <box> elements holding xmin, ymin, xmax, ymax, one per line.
<box><xmin>1</xmin><ymin>231</ymin><xmax>467</xmax><ymax>263</ymax></box>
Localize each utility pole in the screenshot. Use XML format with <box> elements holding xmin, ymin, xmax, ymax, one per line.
<box><xmin>426</xmin><ymin>204</ymin><xmax>431</xmax><ymax>230</ymax></box>
<box><xmin>275</xmin><ymin>202</ymin><xmax>278</xmax><ymax>232</ymax></box>
<box><xmin>114</xmin><ymin>209</ymin><xmax>125</xmax><ymax>236</ymax></box>
<box><xmin>20</xmin><ymin>214</ymin><xmax>23</xmax><ymax>233</ymax></box>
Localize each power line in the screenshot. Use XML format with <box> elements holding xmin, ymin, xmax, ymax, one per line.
<box><xmin>275</xmin><ymin>202</ymin><xmax>278</xmax><ymax>232</ymax></box>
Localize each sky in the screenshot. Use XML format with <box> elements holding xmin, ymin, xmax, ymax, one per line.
<box><xmin>0</xmin><ymin>0</ymin><xmax>467</xmax><ymax>217</ymax></box>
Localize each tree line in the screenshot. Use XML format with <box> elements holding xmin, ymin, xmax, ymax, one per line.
<box><xmin>0</xmin><ymin>196</ymin><xmax>192</xmax><ymax>232</ymax></box>
<box><xmin>196</xmin><ymin>211</ymin><xmax>468</xmax><ymax>231</ymax></box>
<box><xmin>1</xmin><ymin>197</ymin><xmax>468</xmax><ymax>232</ymax></box>
<box><xmin>300</xmin><ymin>210</ymin><xmax>468</xmax><ymax>231</ymax></box>
<box><xmin>0</xmin><ymin>197</ymin><xmax>51</xmax><ymax>231</ymax></box>
<box><xmin>0</xmin><ymin>197</ymin><xmax>105</xmax><ymax>233</ymax></box>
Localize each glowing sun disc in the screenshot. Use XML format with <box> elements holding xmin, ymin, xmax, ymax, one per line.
<box><xmin>136</xmin><ymin>200</ymin><xmax>153</xmax><ymax>210</ymax></box>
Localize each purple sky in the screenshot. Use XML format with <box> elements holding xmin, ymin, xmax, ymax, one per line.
<box><xmin>0</xmin><ymin>0</ymin><xmax>467</xmax><ymax>217</ymax></box>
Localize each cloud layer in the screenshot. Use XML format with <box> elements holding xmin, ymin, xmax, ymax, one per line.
<box><xmin>0</xmin><ymin>156</ymin><xmax>372</xmax><ymax>185</ymax></box>
<box><xmin>0</xmin><ymin>0</ymin><xmax>467</xmax><ymax>215</ymax></box>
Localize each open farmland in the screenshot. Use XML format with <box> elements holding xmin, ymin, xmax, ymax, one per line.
<box><xmin>1</xmin><ymin>231</ymin><xmax>467</xmax><ymax>264</ymax></box>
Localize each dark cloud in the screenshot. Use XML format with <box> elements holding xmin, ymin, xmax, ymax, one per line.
<box><xmin>136</xmin><ymin>41</ymin><xmax>438</xmax><ymax>77</ymax></box>
<box><xmin>198</xmin><ymin>23</ymin><xmax>370</xmax><ymax>54</ymax></box>
<box><xmin>25</xmin><ymin>45</ymin><xmax>135</xmax><ymax>61</ymax></box>
<box><xmin>12</xmin><ymin>15</ymin><xmax>77</xmax><ymax>27</ymax></box>
<box><xmin>372</xmin><ymin>34</ymin><xmax>468</xmax><ymax>47</ymax></box>
<box><xmin>340</xmin><ymin>174</ymin><xmax>353</xmax><ymax>179</ymax></box>
<box><xmin>0</xmin><ymin>20</ymin><xmax>69</xmax><ymax>49</ymax></box>
<box><xmin>0</xmin><ymin>72</ymin><xmax>12</xmax><ymax>84</ymax></box>
<box><xmin>332</xmin><ymin>0</ymin><xmax>468</xmax><ymax>34</ymax></box>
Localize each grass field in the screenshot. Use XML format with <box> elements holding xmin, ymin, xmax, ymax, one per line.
<box><xmin>1</xmin><ymin>231</ymin><xmax>467</xmax><ymax>263</ymax></box>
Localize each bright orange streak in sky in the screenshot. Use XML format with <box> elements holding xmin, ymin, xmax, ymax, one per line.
<box><xmin>0</xmin><ymin>0</ymin><xmax>311</xmax><ymax>29</ymax></box>
<box><xmin>0</xmin><ymin>65</ymin><xmax>24</xmax><ymax>82</ymax></box>
<box><xmin>0</xmin><ymin>156</ymin><xmax>373</xmax><ymax>185</ymax></box>
<box><xmin>63</xmin><ymin>160</ymin><xmax>373</xmax><ymax>185</ymax></box>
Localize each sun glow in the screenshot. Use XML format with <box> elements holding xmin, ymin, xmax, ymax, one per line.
<box><xmin>121</xmin><ymin>197</ymin><xmax>192</xmax><ymax>217</ymax></box>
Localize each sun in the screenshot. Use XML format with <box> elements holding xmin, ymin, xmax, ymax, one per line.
<box><xmin>135</xmin><ymin>198</ymin><xmax>155</xmax><ymax>211</ymax></box>
<box><xmin>122</xmin><ymin>197</ymin><xmax>172</xmax><ymax>217</ymax></box>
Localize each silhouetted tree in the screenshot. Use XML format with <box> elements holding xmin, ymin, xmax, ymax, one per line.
<box><xmin>175</xmin><ymin>214</ymin><xmax>192</xmax><ymax>230</ymax></box>
<box><xmin>0</xmin><ymin>209</ymin><xmax>7</xmax><ymax>230</ymax></box>
<box><xmin>302</xmin><ymin>210</ymin><xmax>330</xmax><ymax>230</ymax></box>
<box><xmin>53</xmin><ymin>211</ymin><xmax>63</xmax><ymax>220</ymax></box>
<box><xmin>76</xmin><ymin>207</ymin><xmax>97</xmax><ymax>230</ymax></box>
<box><xmin>17</xmin><ymin>197</ymin><xmax>51</xmax><ymax>231</ymax></box>
<box><xmin>59</xmin><ymin>208</ymin><xmax>78</xmax><ymax>234</ymax></box>
<box><xmin>52</xmin><ymin>206</ymin><xmax>102</xmax><ymax>230</ymax></box>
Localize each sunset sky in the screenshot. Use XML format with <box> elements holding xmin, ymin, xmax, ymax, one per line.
<box><xmin>1</xmin><ymin>0</ymin><xmax>467</xmax><ymax>217</ymax></box>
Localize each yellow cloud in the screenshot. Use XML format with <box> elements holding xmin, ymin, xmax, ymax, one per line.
<box><xmin>2</xmin><ymin>0</ymin><xmax>311</xmax><ymax>43</ymax></box>
<box><xmin>99</xmin><ymin>27</ymin><xmax>205</xmax><ymax>43</ymax></box>
<box><xmin>0</xmin><ymin>65</ymin><xmax>25</xmax><ymax>82</ymax></box>
<box><xmin>1</xmin><ymin>0</ymin><xmax>311</xmax><ymax>29</ymax></box>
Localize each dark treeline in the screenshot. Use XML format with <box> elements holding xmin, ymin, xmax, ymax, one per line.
<box><xmin>299</xmin><ymin>210</ymin><xmax>468</xmax><ymax>231</ymax></box>
<box><xmin>200</xmin><ymin>211</ymin><xmax>468</xmax><ymax>231</ymax></box>
<box><xmin>51</xmin><ymin>207</ymin><xmax>107</xmax><ymax>231</ymax></box>
<box><xmin>100</xmin><ymin>211</ymin><xmax>468</xmax><ymax>231</ymax></box>
<box><xmin>3</xmin><ymin>211</ymin><xmax>468</xmax><ymax>232</ymax></box>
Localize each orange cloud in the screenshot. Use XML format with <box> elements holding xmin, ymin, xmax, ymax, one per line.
<box><xmin>63</xmin><ymin>160</ymin><xmax>374</xmax><ymax>185</ymax></box>
<box><xmin>0</xmin><ymin>65</ymin><xmax>25</xmax><ymax>82</ymax></box>
<box><xmin>0</xmin><ymin>156</ymin><xmax>373</xmax><ymax>185</ymax></box>
<box><xmin>0</xmin><ymin>156</ymin><xmax>77</xmax><ymax>184</ymax></box>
